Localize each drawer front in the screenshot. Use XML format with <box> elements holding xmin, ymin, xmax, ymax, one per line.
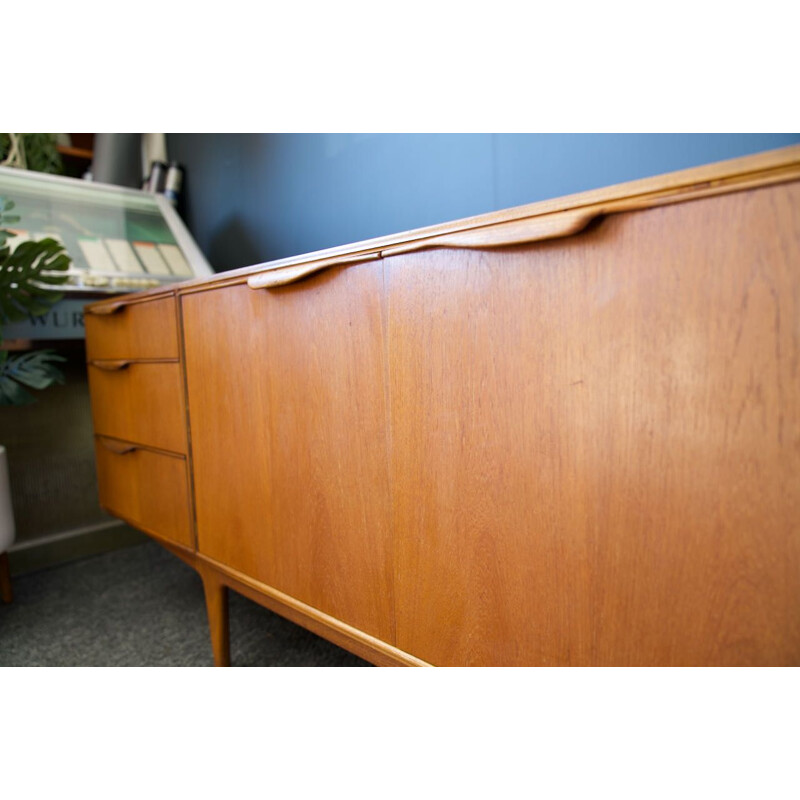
<box><xmin>85</xmin><ymin>296</ymin><xmax>179</xmax><ymax>360</ymax></box>
<box><xmin>95</xmin><ymin>438</ymin><xmax>192</xmax><ymax>549</ymax></box>
<box><xmin>88</xmin><ymin>362</ymin><xmax>187</xmax><ymax>454</ymax></box>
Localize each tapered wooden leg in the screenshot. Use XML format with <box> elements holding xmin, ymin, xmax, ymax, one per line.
<box><xmin>202</xmin><ymin>570</ymin><xmax>230</xmax><ymax>667</ymax></box>
<box><xmin>0</xmin><ymin>552</ymin><xmax>12</xmax><ymax>604</ymax></box>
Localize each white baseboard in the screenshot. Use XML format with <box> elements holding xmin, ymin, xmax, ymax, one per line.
<box><xmin>9</xmin><ymin>520</ymin><xmax>125</xmax><ymax>552</ymax></box>
<box><xmin>7</xmin><ymin>520</ymin><xmax>146</xmax><ymax>576</ymax></box>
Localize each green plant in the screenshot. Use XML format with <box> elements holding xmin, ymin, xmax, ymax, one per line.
<box><xmin>0</xmin><ymin>197</ymin><xmax>70</xmax><ymax>405</ymax></box>
<box><xmin>0</xmin><ymin>134</ymin><xmax>63</xmax><ymax>174</ymax></box>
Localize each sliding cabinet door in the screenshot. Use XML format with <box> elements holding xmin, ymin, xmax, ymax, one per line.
<box><xmin>182</xmin><ymin>263</ymin><xmax>395</xmax><ymax>643</ymax></box>
<box><xmin>387</xmin><ymin>183</ymin><xmax>800</xmax><ymax>665</ymax></box>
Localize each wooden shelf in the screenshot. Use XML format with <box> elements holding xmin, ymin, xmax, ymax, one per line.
<box><xmin>57</xmin><ymin>145</ymin><xmax>93</xmax><ymax>161</ymax></box>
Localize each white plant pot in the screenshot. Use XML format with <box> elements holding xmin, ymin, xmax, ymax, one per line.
<box><xmin>0</xmin><ymin>445</ymin><xmax>16</xmax><ymax>553</ymax></box>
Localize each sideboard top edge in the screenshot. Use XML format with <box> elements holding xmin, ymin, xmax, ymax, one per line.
<box><xmin>91</xmin><ymin>144</ymin><xmax>800</xmax><ymax>305</ymax></box>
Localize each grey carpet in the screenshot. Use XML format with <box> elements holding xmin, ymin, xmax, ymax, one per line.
<box><xmin>0</xmin><ymin>541</ymin><xmax>370</xmax><ymax>667</ymax></box>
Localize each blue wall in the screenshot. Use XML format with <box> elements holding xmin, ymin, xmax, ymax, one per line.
<box><xmin>166</xmin><ymin>133</ymin><xmax>800</xmax><ymax>271</ymax></box>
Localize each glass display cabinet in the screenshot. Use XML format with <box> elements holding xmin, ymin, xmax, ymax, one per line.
<box><xmin>0</xmin><ymin>166</ymin><xmax>212</xmax><ymax>339</ymax></box>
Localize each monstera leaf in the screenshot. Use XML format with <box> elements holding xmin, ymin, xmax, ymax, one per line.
<box><xmin>0</xmin><ymin>348</ymin><xmax>66</xmax><ymax>405</ymax></box>
<box><xmin>0</xmin><ymin>235</ymin><xmax>70</xmax><ymax>324</ymax></box>
<box><xmin>0</xmin><ymin>195</ymin><xmax>73</xmax><ymax>404</ymax></box>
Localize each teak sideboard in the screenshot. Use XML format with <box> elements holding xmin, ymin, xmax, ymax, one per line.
<box><xmin>85</xmin><ymin>146</ymin><xmax>800</xmax><ymax>666</ymax></box>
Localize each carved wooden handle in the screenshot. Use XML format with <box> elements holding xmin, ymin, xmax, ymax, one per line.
<box><xmin>247</xmin><ymin>252</ymin><xmax>381</xmax><ymax>290</ymax></box>
<box><xmin>91</xmin><ymin>360</ymin><xmax>132</xmax><ymax>371</ymax></box>
<box><xmin>85</xmin><ymin>301</ymin><xmax>127</xmax><ymax>316</ymax></box>
<box><xmin>380</xmin><ymin>208</ymin><xmax>601</xmax><ymax>257</ymax></box>
<box><xmin>98</xmin><ymin>438</ymin><xmax>138</xmax><ymax>455</ymax></box>
<box><xmin>248</xmin><ymin>209</ymin><xmax>602</xmax><ymax>288</ymax></box>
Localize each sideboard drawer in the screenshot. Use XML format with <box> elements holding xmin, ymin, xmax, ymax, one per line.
<box><xmin>95</xmin><ymin>437</ymin><xmax>192</xmax><ymax>549</ymax></box>
<box><xmin>88</xmin><ymin>362</ymin><xmax>187</xmax><ymax>454</ymax></box>
<box><xmin>85</xmin><ymin>296</ymin><xmax>179</xmax><ymax>361</ymax></box>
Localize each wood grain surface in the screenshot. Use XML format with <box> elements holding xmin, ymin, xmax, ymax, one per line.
<box><xmin>87</xmin><ymin>361</ymin><xmax>187</xmax><ymax>454</ymax></box>
<box><xmin>95</xmin><ymin>438</ymin><xmax>193</xmax><ymax>550</ymax></box>
<box><xmin>85</xmin><ymin>150</ymin><xmax>800</xmax><ymax>666</ymax></box>
<box><xmin>386</xmin><ymin>183</ymin><xmax>800</xmax><ymax>666</ymax></box>
<box><xmin>85</xmin><ymin>296</ymin><xmax>179</xmax><ymax>361</ymax></box>
<box><xmin>181</xmin><ymin>265</ymin><xmax>395</xmax><ymax>644</ymax></box>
